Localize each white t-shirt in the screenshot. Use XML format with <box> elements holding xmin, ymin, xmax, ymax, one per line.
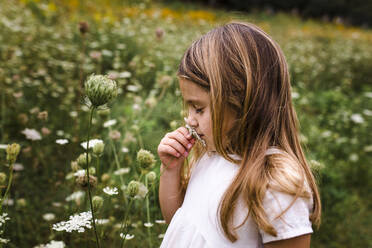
<box><xmin>160</xmin><ymin>149</ymin><xmax>314</xmax><ymax>248</ymax></box>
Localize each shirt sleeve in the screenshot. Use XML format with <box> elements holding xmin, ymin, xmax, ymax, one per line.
<box><xmin>259</xmin><ymin>188</ymin><xmax>314</xmax><ymax>244</ymax></box>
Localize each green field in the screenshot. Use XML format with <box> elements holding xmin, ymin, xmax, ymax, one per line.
<box><xmin>0</xmin><ymin>0</ymin><xmax>371</xmax><ymax>247</ymax></box>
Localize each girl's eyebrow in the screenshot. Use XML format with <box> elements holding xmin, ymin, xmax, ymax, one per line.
<box><xmin>185</xmin><ymin>99</ymin><xmax>204</xmax><ymax>105</ymax></box>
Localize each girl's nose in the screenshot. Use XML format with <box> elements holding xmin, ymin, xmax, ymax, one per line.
<box><xmin>185</xmin><ymin>116</ymin><xmax>198</xmax><ymax>128</ymax></box>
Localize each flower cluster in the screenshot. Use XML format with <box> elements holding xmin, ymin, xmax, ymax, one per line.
<box><xmin>52</xmin><ymin>211</ymin><xmax>92</xmax><ymax>233</ymax></box>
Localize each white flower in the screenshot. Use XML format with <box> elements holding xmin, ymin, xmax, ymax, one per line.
<box><xmin>65</xmin><ymin>191</ymin><xmax>85</xmax><ymax>202</ymax></box>
<box><xmin>0</xmin><ymin>213</ymin><xmax>10</xmax><ymax>228</ymax></box>
<box><xmin>34</xmin><ymin>240</ymin><xmax>65</xmax><ymax>248</ymax></box>
<box><xmin>363</xmin><ymin>109</ymin><xmax>372</xmax><ymax>116</ymax></box>
<box><xmin>0</xmin><ymin>144</ymin><xmax>8</xmax><ymax>149</ymax></box>
<box><xmin>158</xmin><ymin>233</ymin><xmax>165</xmax><ymax>239</ymax></box>
<box><xmin>52</xmin><ymin>202</ymin><xmax>62</xmax><ymax>207</ymax></box>
<box><xmin>120</xmin><ymin>233</ymin><xmax>135</xmax><ymax>240</ymax></box>
<box><xmin>80</xmin><ymin>139</ymin><xmax>103</xmax><ymax>150</ymax></box>
<box><xmin>134</xmin><ymin>183</ymin><xmax>148</xmax><ymax>199</ymax></box>
<box><xmin>291</xmin><ymin>91</ymin><xmax>300</xmax><ymax>99</ymax></box>
<box><xmin>119</xmin><ymin>71</ymin><xmax>131</xmax><ymax>78</ymax></box>
<box><xmin>21</xmin><ymin>128</ymin><xmax>42</xmax><ymax>140</ymax></box>
<box><xmin>95</xmin><ymin>219</ymin><xmax>109</xmax><ymax>225</ymax></box>
<box><xmin>144</xmin><ymin>222</ymin><xmax>153</xmax><ymax>228</ymax></box>
<box><xmin>364</xmin><ymin>92</ymin><xmax>372</xmax><ymax>98</ymax></box>
<box><xmin>69</xmin><ymin>111</ymin><xmax>78</xmax><ymax>117</ymax></box>
<box><xmin>127</xmin><ymin>85</ymin><xmax>140</xmax><ymax>92</ymax></box>
<box><xmin>103</xmin><ymin>119</ymin><xmax>117</xmax><ymax>128</ymax></box>
<box><xmin>13</xmin><ymin>163</ymin><xmax>24</xmax><ymax>171</ymax></box>
<box><xmin>350</xmin><ymin>113</ymin><xmax>364</xmax><ymax>124</ymax></box>
<box><xmin>0</xmin><ymin>238</ymin><xmax>9</xmax><ymax>244</ymax></box>
<box><xmin>155</xmin><ymin>219</ymin><xmax>166</xmax><ymax>224</ymax></box>
<box><xmin>56</xmin><ymin>139</ymin><xmax>69</xmax><ymax>145</ymax></box>
<box><xmin>73</xmin><ymin>170</ymin><xmax>86</xmax><ymax>177</ymax></box>
<box><xmin>103</xmin><ymin>186</ymin><xmax>119</xmax><ymax>195</ymax></box>
<box><xmin>52</xmin><ymin>211</ymin><xmax>92</xmax><ymax>233</ymax></box>
<box><xmin>121</xmin><ymin>147</ymin><xmax>129</xmax><ymax>153</ymax></box>
<box><xmin>43</xmin><ymin>213</ymin><xmax>56</xmax><ymax>221</ymax></box>
<box><xmin>2</xmin><ymin>199</ymin><xmax>13</xmax><ymax>206</ymax></box>
<box><xmin>114</xmin><ymin>168</ymin><xmax>130</xmax><ymax>175</ymax></box>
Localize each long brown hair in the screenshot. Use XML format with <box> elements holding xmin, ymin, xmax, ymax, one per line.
<box><xmin>177</xmin><ymin>22</ymin><xmax>321</xmax><ymax>242</ymax></box>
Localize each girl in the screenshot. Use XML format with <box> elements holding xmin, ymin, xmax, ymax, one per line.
<box><xmin>158</xmin><ymin>22</ymin><xmax>321</xmax><ymax>248</ymax></box>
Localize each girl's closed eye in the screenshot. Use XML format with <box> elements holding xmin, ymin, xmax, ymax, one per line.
<box><xmin>195</xmin><ymin>107</ymin><xmax>204</xmax><ymax>114</ymax></box>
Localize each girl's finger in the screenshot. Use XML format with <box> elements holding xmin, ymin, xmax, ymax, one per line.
<box><xmin>158</xmin><ymin>144</ymin><xmax>181</xmax><ymax>158</ymax></box>
<box><xmin>163</xmin><ymin>139</ymin><xmax>188</xmax><ymax>157</ymax></box>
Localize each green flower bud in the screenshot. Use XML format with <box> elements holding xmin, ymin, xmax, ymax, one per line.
<box><xmin>146</xmin><ymin>171</ymin><xmax>157</xmax><ymax>184</ymax></box>
<box><xmin>93</xmin><ymin>142</ymin><xmax>105</xmax><ymax>157</ymax></box>
<box><xmin>77</xmin><ymin>153</ymin><xmax>91</xmax><ymax>167</ymax></box>
<box><xmin>0</xmin><ymin>173</ymin><xmax>6</xmax><ymax>184</ymax></box>
<box><xmin>97</xmin><ymin>109</ymin><xmax>110</xmax><ymax>118</ymax></box>
<box><xmin>17</xmin><ymin>198</ymin><xmax>27</xmax><ymax>208</ymax></box>
<box><xmin>92</xmin><ymin>196</ymin><xmax>104</xmax><ymax>210</ymax></box>
<box><xmin>84</xmin><ymin>74</ymin><xmax>118</xmax><ymax>108</ymax></box>
<box><xmin>101</xmin><ymin>173</ymin><xmax>110</xmax><ymax>183</ymax></box>
<box><xmin>127</xmin><ymin>180</ymin><xmax>140</xmax><ymax>197</ymax></box>
<box><xmin>6</xmin><ymin>143</ymin><xmax>21</xmax><ymax>164</ymax></box>
<box><xmin>89</xmin><ymin>166</ymin><xmax>96</xmax><ymax>175</ymax></box>
<box><xmin>137</xmin><ymin>149</ymin><xmax>156</xmax><ymax>170</ymax></box>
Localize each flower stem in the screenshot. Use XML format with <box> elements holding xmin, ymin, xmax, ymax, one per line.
<box><xmin>86</xmin><ymin>107</ymin><xmax>100</xmax><ymax>248</ymax></box>
<box><xmin>145</xmin><ymin>176</ymin><xmax>153</xmax><ymax>248</ymax></box>
<box><xmin>119</xmin><ymin>197</ymin><xmax>135</xmax><ymax>248</ymax></box>
<box><xmin>0</xmin><ymin>161</ymin><xmax>14</xmax><ymax>213</ymax></box>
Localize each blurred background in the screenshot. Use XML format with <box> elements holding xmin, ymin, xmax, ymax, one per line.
<box><xmin>0</xmin><ymin>0</ymin><xmax>371</xmax><ymax>247</ymax></box>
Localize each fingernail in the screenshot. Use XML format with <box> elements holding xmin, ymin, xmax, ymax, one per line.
<box><xmin>187</xmin><ymin>143</ymin><xmax>192</xmax><ymax>149</ymax></box>
<box><xmin>183</xmin><ymin>152</ymin><xmax>188</xmax><ymax>157</ymax></box>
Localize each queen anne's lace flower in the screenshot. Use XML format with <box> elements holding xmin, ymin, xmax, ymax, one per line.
<box><xmin>65</xmin><ymin>191</ymin><xmax>85</xmax><ymax>202</ymax></box>
<box><xmin>21</xmin><ymin>128</ymin><xmax>42</xmax><ymax>140</ymax></box>
<box><xmin>52</xmin><ymin>211</ymin><xmax>92</xmax><ymax>233</ymax></box>
<box><xmin>33</xmin><ymin>240</ymin><xmax>65</xmax><ymax>248</ymax></box>
<box><xmin>144</xmin><ymin>222</ymin><xmax>153</xmax><ymax>228</ymax></box>
<box><xmin>103</xmin><ymin>186</ymin><xmax>118</xmax><ymax>195</ymax></box>
<box><xmin>114</xmin><ymin>168</ymin><xmax>130</xmax><ymax>175</ymax></box>
<box><xmin>103</xmin><ymin>119</ymin><xmax>117</xmax><ymax>128</ymax></box>
<box><xmin>80</xmin><ymin>139</ymin><xmax>103</xmax><ymax>150</ymax></box>
<box><xmin>120</xmin><ymin>233</ymin><xmax>135</xmax><ymax>240</ymax></box>
<box><xmin>55</xmin><ymin>139</ymin><xmax>69</xmax><ymax>145</ymax></box>
<box><xmin>0</xmin><ymin>213</ymin><xmax>10</xmax><ymax>228</ymax></box>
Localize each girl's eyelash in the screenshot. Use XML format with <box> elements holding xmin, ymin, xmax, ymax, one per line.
<box><xmin>195</xmin><ymin>108</ymin><xmax>203</xmax><ymax>113</ymax></box>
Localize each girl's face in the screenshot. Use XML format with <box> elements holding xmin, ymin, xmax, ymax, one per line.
<box><xmin>180</xmin><ymin>79</ymin><xmax>236</xmax><ymax>152</ymax></box>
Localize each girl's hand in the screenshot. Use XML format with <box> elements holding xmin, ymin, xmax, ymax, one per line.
<box><xmin>158</xmin><ymin>127</ymin><xmax>195</xmax><ymax>170</ymax></box>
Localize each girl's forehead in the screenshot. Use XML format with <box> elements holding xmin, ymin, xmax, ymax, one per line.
<box><xmin>179</xmin><ymin>79</ymin><xmax>210</xmax><ymax>103</ymax></box>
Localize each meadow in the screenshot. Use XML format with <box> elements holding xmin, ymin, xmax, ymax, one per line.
<box><xmin>0</xmin><ymin>0</ymin><xmax>371</xmax><ymax>247</ymax></box>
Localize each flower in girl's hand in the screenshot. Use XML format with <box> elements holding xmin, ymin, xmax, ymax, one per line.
<box><xmin>184</xmin><ymin>118</ymin><xmax>206</xmax><ymax>147</ymax></box>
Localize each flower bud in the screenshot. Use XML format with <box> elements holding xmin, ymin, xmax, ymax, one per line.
<box><xmin>6</xmin><ymin>143</ymin><xmax>21</xmax><ymax>164</ymax></box>
<box><xmin>127</xmin><ymin>180</ymin><xmax>140</xmax><ymax>197</ymax></box>
<box><xmin>0</xmin><ymin>173</ymin><xmax>6</xmax><ymax>184</ymax></box>
<box><xmin>92</xmin><ymin>196</ymin><xmax>104</xmax><ymax>210</ymax></box>
<box><xmin>84</xmin><ymin>74</ymin><xmax>118</xmax><ymax>108</ymax></box>
<box><xmin>146</xmin><ymin>171</ymin><xmax>156</xmax><ymax>184</ymax></box>
<box><xmin>101</xmin><ymin>173</ymin><xmax>110</xmax><ymax>183</ymax></box>
<box><xmin>89</xmin><ymin>167</ymin><xmax>96</xmax><ymax>175</ymax></box>
<box><xmin>77</xmin><ymin>153</ymin><xmax>91</xmax><ymax>167</ymax></box>
<box><xmin>97</xmin><ymin>109</ymin><xmax>110</xmax><ymax>118</ymax></box>
<box><xmin>137</xmin><ymin>149</ymin><xmax>156</xmax><ymax>170</ymax></box>
<box><xmin>71</xmin><ymin>161</ymin><xmax>80</xmax><ymax>172</ymax></box>
<box><xmin>93</xmin><ymin>142</ymin><xmax>105</xmax><ymax>157</ymax></box>
<box><xmin>79</xmin><ymin>21</ymin><xmax>89</xmax><ymax>35</ymax></box>
<box><xmin>76</xmin><ymin>175</ymin><xmax>97</xmax><ymax>188</ymax></box>
<box><xmin>17</xmin><ymin>198</ymin><xmax>27</xmax><ymax>208</ymax></box>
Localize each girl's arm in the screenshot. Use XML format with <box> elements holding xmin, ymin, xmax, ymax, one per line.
<box><xmin>264</xmin><ymin>234</ymin><xmax>311</xmax><ymax>248</ymax></box>
<box><xmin>157</xmin><ymin>127</ymin><xmax>195</xmax><ymax>224</ymax></box>
<box><xmin>159</xmin><ymin>164</ymin><xmax>185</xmax><ymax>224</ymax></box>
